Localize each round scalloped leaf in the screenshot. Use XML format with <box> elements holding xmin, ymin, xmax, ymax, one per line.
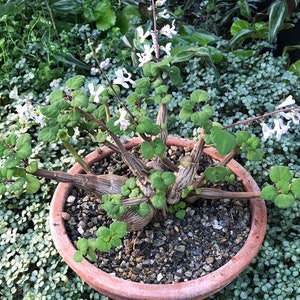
<box><xmin>110</xmin><ymin>221</ymin><xmax>127</xmax><ymax>238</ymax></box>
<box><xmin>274</xmin><ymin>194</ymin><xmax>295</xmax><ymax>208</ymax></box>
<box><xmin>66</xmin><ymin>75</ymin><xmax>85</xmax><ymax>90</ymax></box>
<box><xmin>269</xmin><ymin>166</ymin><xmax>292</xmax><ymax>183</ymax></box>
<box><xmin>77</xmin><ymin>238</ymin><xmax>89</xmax><ymax>253</ymax></box>
<box><xmin>261</xmin><ymin>185</ymin><xmax>278</xmax><ymax>201</ymax></box>
<box><xmin>73</xmin><ymin>250</ymin><xmax>84</xmax><ymax>262</ymax></box>
<box><xmin>291</xmin><ymin>178</ymin><xmax>300</xmax><ymax>197</ymax></box>
<box><xmin>151</xmin><ymin>194</ymin><xmax>166</xmax><ymax>208</ymax></box>
<box><xmin>26</xmin><ymin>174</ymin><xmax>41</xmax><ymax>193</ymax></box>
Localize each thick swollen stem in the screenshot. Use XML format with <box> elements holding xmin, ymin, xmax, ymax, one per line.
<box><xmin>33</xmin><ymin>168</ymin><xmax>127</xmax><ymax>198</ymax></box>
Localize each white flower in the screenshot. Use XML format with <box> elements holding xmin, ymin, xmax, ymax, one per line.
<box><xmin>160</xmin><ymin>42</ymin><xmax>172</xmax><ymax>57</ymax></box>
<box><xmin>114</xmin><ymin>109</ymin><xmax>130</xmax><ymax>131</ymax></box>
<box><xmin>276</xmin><ymin>95</ymin><xmax>295</xmax><ymax>109</ymax></box>
<box><xmin>31</xmin><ymin>112</ymin><xmax>45</xmax><ymax>127</ymax></box>
<box><xmin>136</xmin><ymin>27</ymin><xmax>151</xmax><ymax>44</ymax></box>
<box><xmin>273</xmin><ymin>118</ymin><xmax>291</xmax><ymax>140</ymax></box>
<box><xmin>137</xmin><ymin>44</ymin><xmax>154</xmax><ymax>67</ymax></box>
<box><xmin>156</xmin><ymin>0</ymin><xmax>167</xmax><ymax>6</ymax></box>
<box><xmin>261</xmin><ymin>122</ymin><xmax>275</xmax><ymax>140</ymax></box>
<box><xmin>279</xmin><ymin>111</ymin><xmax>300</xmax><ymax>125</ymax></box>
<box><xmin>95</xmin><ymin>44</ymin><xmax>102</xmax><ymax>54</ymax></box>
<box><xmin>160</xmin><ymin>20</ymin><xmax>177</xmax><ymax>38</ymax></box>
<box><xmin>15</xmin><ymin>100</ymin><xmax>45</xmax><ymax>127</ymax></box>
<box><xmin>91</xmin><ymin>67</ymin><xmax>99</xmax><ymax>75</ymax></box>
<box><xmin>158</xmin><ymin>9</ymin><xmax>170</xmax><ymax>19</ymax></box>
<box><xmin>100</xmin><ymin>58</ymin><xmax>110</xmax><ymax>69</ymax></box>
<box><xmin>85</xmin><ymin>52</ymin><xmax>93</xmax><ymax>61</ymax></box>
<box><xmin>113</xmin><ymin>68</ymin><xmax>135</xmax><ymax>89</ymax></box>
<box><xmin>88</xmin><ymin>83</ymin><xmax>105</xmax><ymax>103</ymax></box>
<box><xmin>15</xmin><ymin>102</ymin><xmax>33</xmax><ymax>121</ymax></box>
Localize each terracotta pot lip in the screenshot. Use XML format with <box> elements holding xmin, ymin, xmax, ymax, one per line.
<box><xmin>50</xmin><ymin>136</ymin><xmax>267</xmax><ymax>300</ymax></box>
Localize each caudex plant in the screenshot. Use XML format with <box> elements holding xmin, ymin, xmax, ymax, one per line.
<box><xmin>1</xmin><ymin>0</ymin><xmax>300</xmax><ymax>263</ymax></box>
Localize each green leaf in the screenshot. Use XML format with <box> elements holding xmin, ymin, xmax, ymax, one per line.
<box><xmin>6</xmin><ymin>134</ymin><xmax>17</xmax><ymax>146</ymax></box>
<box><xmin>73</xmin><ymin>250</ymin><xmax>84</xmax><ymax>262</ymax></box>
<box><xmin>168</xmin><ymin>66</ymin><xmax>183</xmax><ymax>86</ymax></box>
<box><xmin>172</xmin><ymin>48</ymin><xmax>194</xmax><ymax>63</ymax></box>
<box><xmin>152</xmin><ymin>138</ymin><xmax>166</xmax><ymax>156</ymax></box>
<box><xmin>175</xmin><ymin>210</ymin><xmax>186</xmax><ymax>219</ymax></box>
<box><xmin>87</xmin><ymin>249</ymin><xmax>98</xmax><ymax>261</ymax></box>
<box><xmin>269</xmin><ymin>166</ymin><xmax>292</xmax><ymax>183</ymax></box>
<box><xmin>246</xmin><ymin>148</ymin><xmax>264</xmax><ymax>161</ymax></box>
<box><xmin>210</xmin><ymin>126</ymin><xmax>237</xmax><ymax>156</ymax></box>
<box><xmin>274</xmin><ymin>194</ymin><xmax>295</xmax><ymax>208</ymax></box>
<box><xmin>141</xmin><ymin>141</ymin><xmax>155</xmax><ymax>160</ymax></box>
<box><xmin>49</xmin><ymin>90</ymin><xmax>65</xmax><ymax>103</ymax></box>
<box><xmin>204</xmin><ymin>166</ymin><xmax>232</xmax><ymax>182</ymax></box>
<box><xmin>289</xmin><ymin>59</ymin><xmax>300</xmax><ymax>76</ymax></box>
<box><xmin>228</xmin><ymin>29</ymin><xmax>254</xmax><ymax>48</ymax></box>
<box><xmin>110</xmin><ymin>221</ymin><xmax>127</xmax><ymax>238</ymax></box>
<box><xmin>291</xmin><ymin>178</ymin><xmax>300</xmax><ymax>197</ymax></box>
<box><xmin>77</xmin><ymin>238</ymin><xmax>89</xmax><ymax>253</ymax></box>
<box><xmin>95</xmin><ymin>1</ymin><xmax>116</xmax><ymax>31</ymax></box>
<box><xmin>137</xmin><ymin>203</ymin><xmax>151</xmax><ymax>217</ymax></box>
<box><xmin>4</xmin><ymin>158</ymin><xmax>20</xmax><ymax>169</ymax></box>
<box><xmin>236</xmin><ymin>131</ymin><xmax>251</xmax><ymax>144</ymax></box>
<box><xmin>110</xmin><ymin>236</ymin><xmax>122</xmax><ymax>248</ymax></box>
<box><xmin>261</xmin><ymin>185</ymin><xmax>278</xmax><ymax>201</ymax></box>
<box><xmin>96</xmin><ymin>237</ymin><xmax>112</xmax><ymax>252</ymax></box>
<box><xmin>268</xmin><ymin>0</ymin><xmax>288</xmax><ymax>44</ymax></box>
<box><xmin>38</xmin><ymin>125</ymin><xmax>60</xmax><ymax>142</ymax></box>
<box><xmin>26</xmin><ymin>174</ymin><xmax>41</xmax><ymax>193</ymax></box>
<box><xmin>8</xmin><ymin>177</ymin><xmax>26</xmax><ymax>195</ymax></box>
<box><xmin>71</xmin><ymin>91</ymin><xmax>88</xmax><ymax>108</ymax></box>
<box><xmin>0</xmin><ymin>184</ymin><xmax>6</xmax><ymax>195</ymax></box>
<box><xmin>151</xmin><ymin>194</ymin><xmax>166</xmax><ymax>208</ymax></box>
<box><xmin>150</xmin><ymin>172</ymin><xmax>166</xmax><ymax>190</ymax></box>
<box><xmin>238</xmin><ymin>0</ymin><xmax>251</xmax><ymax>19</ymax></box>
<box><xmin>15</xmin><ymin>145</ymin><xmax>32</xmax><ymax>160</ymax></box>
<box><xmin>66</xmin><ymin>75</ymin><xmax>85</xmax><ymax>90</ymax></box>
<box><xmin>96</xmin><ymin>226</ymin><xmax>111</xmax><ymax>240</ymax></box>
<box><xmin>276</xmin><ymin>180</ymin><xmax>290</xmax><ymax>194</ymax></box>
<box><xmin>191</xmin><ymin>89</ymin><xmax>208</xmax><ymax>103</ymax></box>
<box><xmin>230</xmin><ymin>19</ymin><xmax>250</xmax><ymax>36</ymax></box>
<box><xmin>162</xmin><ymin>172</ymin><xmax>176</xmax><ymax>186</ymax></box>
<box><xmin>16</xmin><ymin>133</ymin><xmax>31</xmax><ymax>149</ymax></box>
<box><xmin>136</xmin><ymin>117</ymin><xmax>160</xmax><ymax>135</ymax></box>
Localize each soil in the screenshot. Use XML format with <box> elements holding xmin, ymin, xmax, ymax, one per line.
<box><xmin>63</xmin><ymin>146</ymin><xmax>251</xmax><ymax>284</ymax></box>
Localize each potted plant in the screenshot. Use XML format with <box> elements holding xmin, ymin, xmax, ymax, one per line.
<box><xmin>1</xmin><ymin>1</ymin><xmax>299</xmax><ymax>299</ymax></box>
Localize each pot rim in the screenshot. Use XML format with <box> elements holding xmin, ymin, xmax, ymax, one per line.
<box><xmin>50</xmin><ymin>136</ymin><xmax>267</xmax><ymax>300</ymax></box>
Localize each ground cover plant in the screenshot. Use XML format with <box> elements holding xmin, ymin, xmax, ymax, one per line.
<box><xmin>1</xmin><ymin>0</ymin><xmax>300</xmax><ymax>299</ymax></box>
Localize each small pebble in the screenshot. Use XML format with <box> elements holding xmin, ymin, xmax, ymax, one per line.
<box><xmin>67</xmin><ymin>195</ymin><xmax>76</xmax><ymax>203</ymax></box>
<box><xmin>174</xmin><ymin>245</ymin><xmax>186</xmax><ymax>252</ymax></box>
<box><xmin>61</xmin><ymin>212</ymin><xmax>70</xmax><ymax>221</ymax></box>
<box><xmin>205</xmin><ymin>257</ymin><xmax>215</xmax><ymax>264</ymax></box>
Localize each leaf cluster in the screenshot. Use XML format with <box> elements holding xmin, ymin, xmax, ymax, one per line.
<box><xmin>74</xmin><ymin>221</ymin><xmax>127</xmax><ymax>262</ymax></box>
<box><xmin>149</xmin><ymin>171</ymin><xmax>176</xmax><ymax>208</ymax></box>
<box><xmin>261</xmin><ymin>166</ymin><xmax>300</xmax><ymax>208</ymax></box>
<box><xmin>0</xmin><ymin>134</ymin><xmax>40</xmax><ymax>196</ymax></box>
<box><xmin>168</xmin><ymin>201</ymin><xmax>187</xmax><ymax>219</ymax></box>
<box><xmin>100</xmin><ymin>194</ymin><xmax>126</xmax><ymax>219</ymax></box>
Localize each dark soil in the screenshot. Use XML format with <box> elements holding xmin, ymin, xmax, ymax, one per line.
<box><xmin>63</xmin><ymin>146</ymin><xmax>251</xmax><ymax>284</ymax></box>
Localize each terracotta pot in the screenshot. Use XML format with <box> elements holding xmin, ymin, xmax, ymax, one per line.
<box><xmin>50</xmin><ymin>136</ymin><xmax>267</xmax><ymax>300</ymax></box>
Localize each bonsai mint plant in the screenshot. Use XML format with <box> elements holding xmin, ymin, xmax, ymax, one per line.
<box><xmin>1</xmin><ymin>0</ymin><xmax>300</xmax><ymax>265</ymax></box>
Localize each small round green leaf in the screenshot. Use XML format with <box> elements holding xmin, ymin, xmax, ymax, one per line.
<box><xmin>274</xmin><ymin>194</ymin><xmax>295</xmax><ymax>208</ymax></box>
